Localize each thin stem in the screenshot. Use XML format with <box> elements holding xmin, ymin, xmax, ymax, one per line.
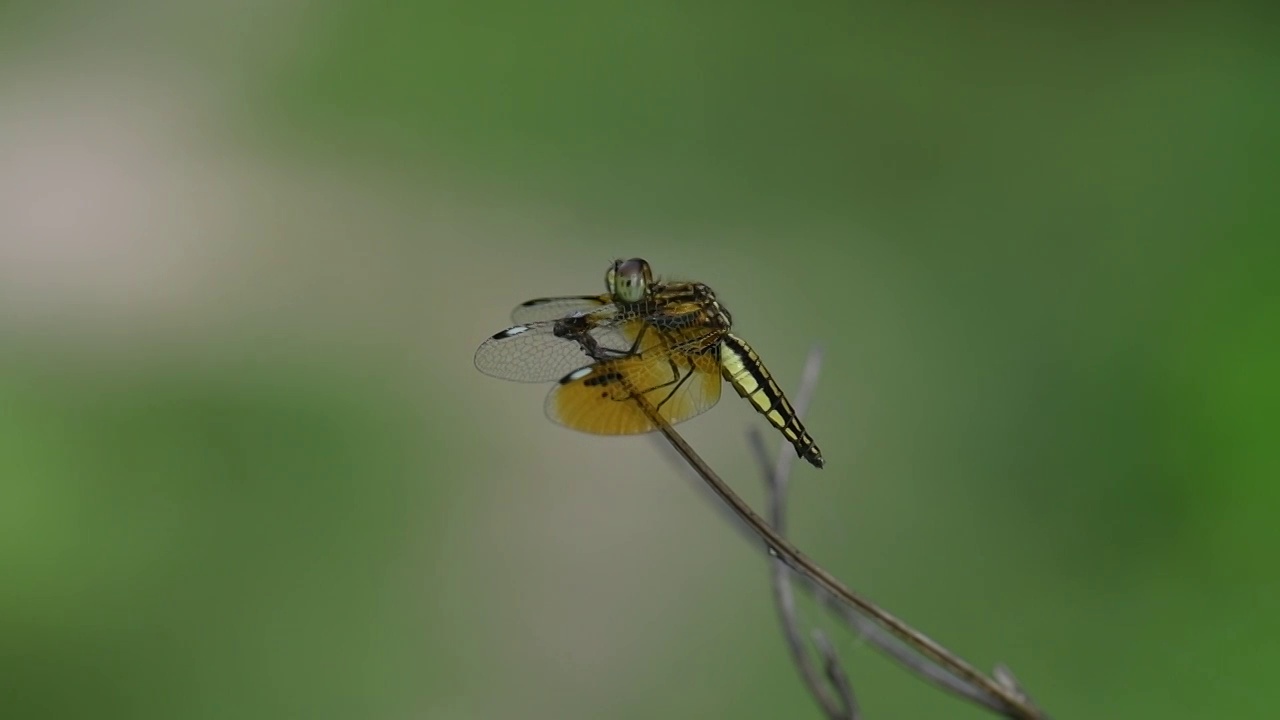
<box><xmin>996</xmin><ymin>664</ymin><xmax>1040</xmax><ymax>710</ymax></box>
<box><xmin>751</xmin><ymin>347</ymin><xmax>857</xmax><ymax>719</ymax></box>
<box><xmin>628</xmin><ymin>373</ymin><xmax>1046</xmax><ymax>720</ymax></box>
<box><xmin>749</xmin><ymin>347</ymin><xmax>1018</xmax><ymax>711</ymax></box>
<box><xmin>770</xmin><ymin>528</ymin><xmax>857</xmax><ymax>718</ymax></box>
<box><xmin>812</xmin><ymin>632</ymin><xmax>857</xmax><ymax>719</ymax></box>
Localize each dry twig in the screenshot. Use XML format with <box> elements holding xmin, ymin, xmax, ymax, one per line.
<box><xmin>749</xmin><ymin>346</ymin><xmax>857</xmax><ymax>719</ymax></box>
<box><xmin>632</xmin><ymin>348</ymin><xmax>1048</xmax><ymax>719</ymax></box>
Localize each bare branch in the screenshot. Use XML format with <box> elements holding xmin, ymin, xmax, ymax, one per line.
<box><xmin>628</xmin><ymin>353</ymin><xmax>1048</xmax><ymax>719</ymax></box>
<box><xmin>769</xmin><ymin>544</ymin><xmax>855</xmax><ymax>719</ymax></box>
<box><xmin>750</xmin><ymin>346</ymin><xmax>1013</xmax><ymax>712</ymax></box>
<box><xmin>803</xmin><ymin>571</ymin><xmax>1009</xmax><ymax>708</ymax></box>
<box><xmin>749</xmin><ymin>347</ymin><xmax>857</xmax><ymax>719</ymax></box>
<box><xmin>995</xmin><ymin>664</ymin><xmax>1037</xmax><ymax>709</ymax></box>
<box><xmin>813</xmin><ymin>631</ymin><xmax>857</xmax><ymax>719</ymax></box>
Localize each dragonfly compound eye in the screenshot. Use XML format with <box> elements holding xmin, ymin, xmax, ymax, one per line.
<box><xmin>613</xmin><ymin>257</ymin><xmax>652</xmax><ymax>303</ymax></box>
<box><xmin>604</xmin><ymin>260</ymin><xmax>621</xmax><ymax>295</ymax></box>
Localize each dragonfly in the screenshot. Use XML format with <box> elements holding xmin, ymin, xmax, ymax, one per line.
<box><xmin>474</xmin><ymin>258</ymin><xmax>824</xmax><ymax>468</ymax></box>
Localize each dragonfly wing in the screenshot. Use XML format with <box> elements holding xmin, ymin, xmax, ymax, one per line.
<box><xmin>511</xmin><ymin>295</ymin><xmax>610</xmax><ymax>323</ymax></box>
<box><xmin>474</xmin><ymin>314</ymin><xmax>640</xmax><ymax>383</ymax></box>
<box><xmin>546</xmin><ymin>348</ymin><xmax>722</xmax><ymax>435</ymax></box>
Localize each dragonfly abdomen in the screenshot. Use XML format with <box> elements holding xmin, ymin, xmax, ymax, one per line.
<box><xmin>719</xmin><ymin>333</ymin><xmax>824</xmax><ymax>468</ymax></box>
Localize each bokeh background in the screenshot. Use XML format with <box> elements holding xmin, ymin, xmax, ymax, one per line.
<box><xmin>2</xmin><ymin>2</ymin><xmax>1276</xmax><ymax>718</ymax></box>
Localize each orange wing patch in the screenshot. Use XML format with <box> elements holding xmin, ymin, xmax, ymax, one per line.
<box><xmin>547</xmin><ymin>350</ymin><xmax>723</xmax><ymax>435</ymax></box>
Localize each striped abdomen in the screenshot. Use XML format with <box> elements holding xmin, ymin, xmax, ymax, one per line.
<box><xmin>719</xmin><ymin>333</ymin><xmax>824</xmax><ymax>468</ymax></box>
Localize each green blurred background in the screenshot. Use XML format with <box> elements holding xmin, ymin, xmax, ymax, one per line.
<box><xmin>1</xmin><ymin>1</ymin><xmax>1276</xmax><ymax>718</ymax></box>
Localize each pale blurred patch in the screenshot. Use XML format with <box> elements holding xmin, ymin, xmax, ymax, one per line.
<box><xmin>0</xmin><ymin>23</ymin><xmax>757</xmax><ymax>719</ymax></box>
<box><xmin>0</xmin><ymin>69</ymin><xmax>225</xmax><ymax>328</ymax></box>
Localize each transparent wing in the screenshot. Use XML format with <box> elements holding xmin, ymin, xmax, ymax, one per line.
<box><xmin>546</xmin><ymin>347</ymin><xmax>723</xmax><ymax>435</ymax></box>
<box><xmin>474</xmin><ymin>311</ymin><xmax>645</xmax><ymax>383</ymax></box>
<box><xmin>511</xmin><ymin>295</ymin><xmax>609</xmax><ymax>323</ymax></box>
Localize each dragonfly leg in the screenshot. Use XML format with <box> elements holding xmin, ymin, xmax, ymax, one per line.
<box><xmin>579</xmin><ymin>321</ymin><xmax>652</xmax><ymax>363</ymax></box>
<box><xmin>622</xmin><ymin>322</ymin><xmax>651</xmax><ymax>357</ymax></box>
<box><xmin>650</xmin><ymin>336</ymin><xmax>703</xmax><ymax>413</ymax></box>
<box><xmin>615</xmin><ymin>331</ymin><xmax>688</xmax><ymax>412</ymax></box>
<box><xmin>653</xmin><ymin>358</ymin><xmax>695</xmax><ymax>413</ymax></box>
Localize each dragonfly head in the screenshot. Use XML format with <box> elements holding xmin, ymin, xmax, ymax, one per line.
<box><xmin>606</xmin><ymin>257</ymin><xmax>654</xmax><ymax>303</ymax></box>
